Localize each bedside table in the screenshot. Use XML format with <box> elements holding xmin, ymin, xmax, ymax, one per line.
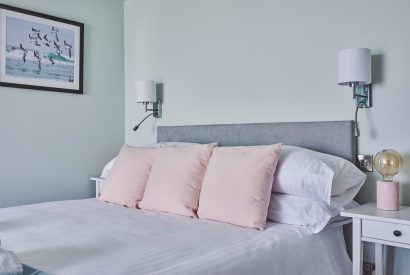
<box><xmin>341</xmin><ymin>203</ymin><xmax>410</xmax><ymax>275</ymax></box>
<box><xmin>90</xmin><ymin>177</ymin><xmax>106</xmax><ymax>198</ymax></box>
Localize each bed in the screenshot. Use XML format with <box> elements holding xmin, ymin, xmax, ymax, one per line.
<box><xmin>0</xmin><ymin>121</ymin><xmax>357</xmax><ymax>275</ymax></box>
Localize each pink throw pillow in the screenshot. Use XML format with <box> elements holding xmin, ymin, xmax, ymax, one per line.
<box><xmin>99</xmin><ymin>145</ymin><xmax>157</xmax><ymax>208</ymax></box>
<box><xmin>197</xmin><ymin>144</ymin><xmax>282</xmax><ymax>230</ymax></box>
<box><xmin>139</xmin><ymin>143</ymin><xmax>216</xmax><ymax>217</ymax></box>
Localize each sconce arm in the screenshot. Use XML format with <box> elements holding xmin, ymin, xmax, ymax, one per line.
<box><xmin>354</xmin><ymin>100</ymin><xmax>367</xmax><ymax>137</ymax></box>
<box><xmin>133</xmin><ymin>113</ymin><xmax>154</xmax><ymax>131</ymax></box>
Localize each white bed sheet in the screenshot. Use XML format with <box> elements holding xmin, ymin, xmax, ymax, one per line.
<box><xmin>0</xmin><ymin>199</ymin><xmax>352</xmax><ymax>275</ymax></box>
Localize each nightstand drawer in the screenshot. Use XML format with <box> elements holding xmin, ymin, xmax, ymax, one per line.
<box><xmin>362</xmin><ymin>219</ymin><xmax>410</xmax><ymax>244</ymax></box>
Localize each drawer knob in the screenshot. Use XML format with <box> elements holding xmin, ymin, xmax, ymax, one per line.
<box><xmin>393</xmin><ymin>230</ymin><xmax>402</xmax><ymax>237</ymax></box>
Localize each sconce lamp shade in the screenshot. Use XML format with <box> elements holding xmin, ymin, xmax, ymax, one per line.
<box><xmin>337</xmin><ymin>48</ymin><xmax>371</xmax><ymax>86</ymax></box>
<box><xmin>136</xmin><ymin>80</ymin><xmax>157</xmax><ymax>103</ymax></box>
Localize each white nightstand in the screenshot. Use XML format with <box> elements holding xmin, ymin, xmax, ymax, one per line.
<box><xmin>341</xmin><ymin>203</ymin><xmax>410</xmax><ymax>275</ymax></box>
<box><xmin>90</xmin><ymin>177</ymin><xmax>106</xmax><ymax>198</ymax></box>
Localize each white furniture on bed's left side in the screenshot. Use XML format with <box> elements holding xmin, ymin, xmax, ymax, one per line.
<box><xmin>90</xmin><ymin>177</ymin><xmax>106</xmax><ymax>198</ymax></box>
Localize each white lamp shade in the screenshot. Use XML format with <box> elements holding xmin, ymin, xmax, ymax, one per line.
<box><xmin>135</xmin><ymin>80</ymin><xmax>157</xmax><ymax>103</ymax></box>
<box><xmin>337</xmin><ymin>48</ymin><xmax>371</xmax><ymax>86</ymax></box>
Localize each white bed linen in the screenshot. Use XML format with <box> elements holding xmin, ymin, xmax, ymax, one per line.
<box><xmin>0</xmin><ymin>199</ymin><xmax>351</xmax><ymax>275</ymax></box>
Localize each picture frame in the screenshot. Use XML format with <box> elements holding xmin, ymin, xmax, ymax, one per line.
<box><xmin>0</xmin><ymin>3</ymin><xmax>84</xmax><ymax>94</ymax></box>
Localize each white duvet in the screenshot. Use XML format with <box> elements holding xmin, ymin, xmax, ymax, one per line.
<box><xmin>0</xmin><ymin>199</ymin><xmax>352</xmax><ymax>275</ymax></box>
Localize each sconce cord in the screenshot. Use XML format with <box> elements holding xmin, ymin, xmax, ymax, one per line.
<box><xmin>354</xmin><ymin>101</ymin><xmax>367</xmax><ymax>137</ymax></box>
<box><xmin>133</xmin><ymin>113</ymin><xmax>153</xmax><ymax>131</ymax></box>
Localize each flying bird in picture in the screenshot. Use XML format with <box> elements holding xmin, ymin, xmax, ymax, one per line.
<box><xmin>6</xmin><ymin>46</ymin><xmax>17</xmax><ymax>53</ymax></box>
<box><xmin>19</xmin><ymin>43</ymin><xmax>28</xmax><ymax>53</ymax></box>
<box><xmin>64</xmin><ymin>40</ymin><xmax>72</xmax><ymax>58</ymax></box>
<box><xmin>33</xmin><ymin>50</ymin><xmax>41</xmax><ymax>70</ymax></box>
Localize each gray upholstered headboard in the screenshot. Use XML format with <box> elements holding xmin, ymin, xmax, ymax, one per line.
<box><xmin>157</xmin><ymin>121</ymin><xmax>357</xmax><ymax>162</ymax></box>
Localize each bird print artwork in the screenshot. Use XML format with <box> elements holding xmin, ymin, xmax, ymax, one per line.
<box><xmin>9</xmin><ymin>26</ymin><xmax>74</xmax><ymax>71</ymax></box>
<box><xmin>5</xmin><ymin>15</ymin><xmax>77</xmax><ymax>86</ymax></box>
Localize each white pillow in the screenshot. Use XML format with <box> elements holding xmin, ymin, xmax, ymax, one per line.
<box><xmin>326</xmin><ymin>200</ymin><xmax>360</xmax><ymax>228</ymax></box>
<box><xmin>272</xmin><ymin>145</ymin><xmax>366</xmax><ymax>208</ymax></box>
<box><xmin>100</xmin><ymin>142</ymin><xmax>200</xmax><ymax>179</ymax></box>
<box><xmin>267</xmin><ymin>193</ymin><xmax>358</xmax><ymax>233</ymax></box>
<box><xmin>100</xmin><ymin>157</ymin><xmax>116</xmax><ymax>179</ymax></box>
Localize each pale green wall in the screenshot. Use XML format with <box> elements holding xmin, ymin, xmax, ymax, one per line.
<box><xmin>124</xmin><ymin>0</ymin><xmax>410</xmax><ymax>273</ymax></box>
<box><xmin>0</xmin><ymin>0</ymin><xmax>125</xmax><ymax>207</ymax></box>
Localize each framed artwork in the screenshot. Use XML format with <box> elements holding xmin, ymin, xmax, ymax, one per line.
<box><xmin>0</xmin><ymin>4</ymin><xmax>84</xmax><ymax>94</ymax></box>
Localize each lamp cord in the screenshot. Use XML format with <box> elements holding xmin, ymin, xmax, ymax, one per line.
<box><xmin>354</xmin><ymin>101</ymin><xmax>367</xmax><ymax>137</ymax></box>
<box><xmin>133</xmin><ymin>113</ymin><xmax>153</xmax><ymax>131</ymax></box>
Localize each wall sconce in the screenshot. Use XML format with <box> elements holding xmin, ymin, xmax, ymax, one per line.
<box><xmin>337</xmin><ymin>48</ymin><xmax>372</xmax><ymax>137</ymax></box>
<box><xmin>133</xmin><ymin>80</ymin><xmax>162</xmax><ymax>131</ymax></box>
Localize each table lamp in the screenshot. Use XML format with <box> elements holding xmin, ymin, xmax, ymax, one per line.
<box><xmin>374</xmin><ymin>149</ymin><xmax>404</xmax><ymax>211</ymax></box>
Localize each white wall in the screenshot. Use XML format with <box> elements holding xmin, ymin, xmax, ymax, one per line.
<box><xmin>0</xmin><ymin>0</ymin><xmax>125</xmax><ymax>207</ymax></box>
<box><xmin>124</xmin><ymin>0</ymin><xmax>410</xmax><ymax>273</ymax></box>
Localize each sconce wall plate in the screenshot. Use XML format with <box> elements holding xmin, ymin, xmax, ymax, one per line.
<box><xmin>153</xmin><ymin>101</ymin><xmax>162</xmax><ymax>118</ymax></box>
<box><xmin>355</xmin><ymin>84</ymin><xmax>372</xmax><ymax>108</ymax></box>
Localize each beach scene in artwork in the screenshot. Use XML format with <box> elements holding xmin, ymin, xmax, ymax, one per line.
<box><xmin>5</xmin><ymin>16</ymin><xmax>75</xmax><ymax>83</ymax></box>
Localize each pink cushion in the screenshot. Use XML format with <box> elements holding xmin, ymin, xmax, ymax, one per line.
<box><xmin>99</xmin><ymin>145</ymin><xmax>157</xmax><ymax>208</ymax></box>
<box><xmin>197</xmin><ymin>144</ymin><xmax>282</xmax><ymax>230</ymax></box>
<box><xmin>139</xmin><ymin>144</ymin><xmax>216</xmax><ymax>217</ymax></box>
